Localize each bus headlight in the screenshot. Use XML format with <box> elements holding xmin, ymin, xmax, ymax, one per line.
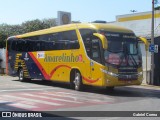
<box><xmin>138</xmin><ymin>72</ymin><xmax>143</xmax><ymax>76</ymax></box>
<box><xmin>107</xmin><ymin>71</ymin><xmax>118</xmax><ymax>77</ymax></box>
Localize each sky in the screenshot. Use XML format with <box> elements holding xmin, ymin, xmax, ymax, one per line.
<box><xmin>0</xmin><ymin>0</ymin><xmax>156</xmax><ymax>25</ymax></box>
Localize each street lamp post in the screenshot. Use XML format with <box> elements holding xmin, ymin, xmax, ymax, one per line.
<box><xmin>151</xmin><ymin>0</ymin><xmax>155</xmax><ymax>85</ymax></box>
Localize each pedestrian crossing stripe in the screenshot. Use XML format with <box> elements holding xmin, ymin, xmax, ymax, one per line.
<box><xmin>0</xmin><ymin>91</ymin><xmax>114</xmax><ymax>111</ymax></box>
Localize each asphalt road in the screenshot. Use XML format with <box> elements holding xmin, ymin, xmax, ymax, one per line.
<box><xmin>0</xmin><ymin>75</ymin><xmax>160</xmax><ymax>120</ymax></box>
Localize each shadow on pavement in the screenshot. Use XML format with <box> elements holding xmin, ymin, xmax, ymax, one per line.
<box><xmin>12</xmin><ymin>79</ymin><xmax>160</xmax><ymax>99</ymax></box>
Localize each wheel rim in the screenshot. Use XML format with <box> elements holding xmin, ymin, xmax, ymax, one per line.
<box><xmin>19</xmin><ymin>70</ymin><xmax>23</xmax><ymax>81</ymax></box>
<box><xmin>74</xmin><ymin>73</ymin><xmax>80</xmax><ymax>90</ymax></box>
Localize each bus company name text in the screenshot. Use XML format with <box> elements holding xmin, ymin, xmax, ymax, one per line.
<box><xmin>44</xmin><ymin>53</ymin><xmax>83</xmax><ymax>63</ymax></box>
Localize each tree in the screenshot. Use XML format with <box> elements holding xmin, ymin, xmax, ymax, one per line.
<box><xmin>155</xmin><ymin>6</ymin><xmax>160</xmax><ymax>10</ymax></box>
<box><xmin>0</xmin><ymin>18</ymin><xmax>57</xmax><ymax>48</ymax></box>
<box><xmin>0</xmin><ymin>32</ymin><xmax>7</xmax><ymax>48</ymax></box>
<box><xmin>42</xmin><ymin>18</ymin><xmax>57</xmax><ymax>28</ymax></box>
<box><xmin>0</xmin><ymin>24</ymin><xmax>25</xmax><ymax>48</ymax></box>
<box><xmin>21</xmin><ymin>18</ymin><xmax>57</xmax><ymax>33</ymax></box>
<box><xmin>21</xmin><ymin>19</ymin><xmax>45</xmax><ymax>33</ymax></box>
<box><xmin>71</xmin><ymin>21</ymin><xmax>81</xmax><ymax>23</ymax></box>
<box><xmin>154</xmin><ymin>0</ymin><xmax>159</xmax><ymax>4</ymax></box>
<box><xmin>154</xmin><ymin>0</ymin><xmax>160</xmax><ymax>6</ymax></box>
<box><xmin>154</xmin><ymin>0</ymin><xmax>160</xmax><ymax>10</ymax></box>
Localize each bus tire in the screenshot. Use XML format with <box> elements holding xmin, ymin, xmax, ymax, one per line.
<box><xmin>71</xmin><ymin>70</ymin><xmax>83</xmax><ymax>91</ymax></box>
<box><xmin>18</xmin><ymin>68</ymin><xmax>26</xmax><ymax>82</ymax></box>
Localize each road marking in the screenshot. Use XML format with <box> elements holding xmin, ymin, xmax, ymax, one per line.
<box><xmin>56</xmin><ymin>91</ymin><xmax>105</xmax><ymax>98</ymax></box>
<box><xmin>56</xmin><ymin>91</ymin><xmax>114</xmax><ymax>101</ymax></box>
<box><xmin>9</xmin><ymin>103</ymin><xmax>37</xmax><ymax>109</ymax></box>
<box><xmin>40</xmin><ymin>92</ymin><xmax>80</xmax><ymax>99</ymax></box>
<box><xmin>0</xmin><ymin>88</ymin><xmax>58</xmax><ymax>92</ymax></box>
<box><xmin>0</xmin><ymin>100</ymin><xmax>11</xmax><ymax>104</ymax></box>
<box><xmin>0</xmin><ymin>90</ymin><xmax>114</xmax><ymax>111</ymax></box>
<box><xmin>39</xmin><ymin>92</ymin><xmax>105</xmax><ymax>102</ymax></box>
<box><xmin>22</xmin><ymin>93</ymin><xmax>82</xmax><ymax>103</ymax></box>
<box><xmin>57</xmin><ymin>92</ymin><xmax>78</xmax><ymax>95</ymax></box>
<box><xmin>2</xmin><ymin>95</ymin><xmax>62</xmax><ymax>106</ymax></box>
<box><xmin>38</xmin><ymin>92</ymin><xmax>114</xmax><ymax>103</ymax></box>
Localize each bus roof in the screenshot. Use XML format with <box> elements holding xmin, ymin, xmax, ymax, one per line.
<box><xmin>12</xmin><ymin>23</ymin><xmax>133</xmax><ymax>39</ymax></box>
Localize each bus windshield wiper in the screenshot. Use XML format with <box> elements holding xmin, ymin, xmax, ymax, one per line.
<box><xmin>129</xmin><ymin>54</ymin><xmax>138</xmax><ymax>67</ymax></box>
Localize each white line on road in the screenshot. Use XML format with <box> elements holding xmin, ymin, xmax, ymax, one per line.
<box><xmin>2</xmin><ymin>95</ymin><xmax>62</xmax><ymax>106</ymax></box>
<box><xmin>40</xmin><ymin>92</ymin><xmax>81</xmax><ymax>100</ymax></box>
<box><xmin>9</xmin><ymin>103</ymin><xmax>37</xmax><ymax>109</ymax></box>
<box><xmin>0</xmin><ymin>88</ymin><xmax>59</xmax><ymax>92</ymax></box>
<box><xmin>40</xmin><ymin>92</ymin><xmax>113</xmax><ymax>102</ymax></box>
<box><xmin>0</xmin><ymin>100</ymin><xmax>11</xmax><ymax>104</ymax></box>
<box><xmin>56</xmin><ymin>92</ymin><xmax>114</xmax><ymax>101</ymax></box>
<box><xmin>56</xmin><ymin>91</ymin><xmax>104</xmax><ymax>98</ymax></box>
<box><xmin>22</xmin><ymin>93</ymin><xmax>82</xmax><ymax>103</ymax></box>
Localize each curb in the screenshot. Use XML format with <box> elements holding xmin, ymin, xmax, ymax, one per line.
<box><xmin>141</xmin><ymin>84</ymin><xmax>160</xmax><ymax>88</ymax></box>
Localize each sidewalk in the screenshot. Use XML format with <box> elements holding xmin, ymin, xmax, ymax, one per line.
<box><xmin>141</xmin><ymin>80</ymin><xmax>160</xmax><ymax>88</ymax></box>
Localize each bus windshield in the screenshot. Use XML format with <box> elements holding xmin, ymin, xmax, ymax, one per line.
<box><xmin>101</xmin><ymin>31</ymin><xmax>141</xmax><ymax>67</ymax></box>
<box><xmin>101</xmin><ymin>31</ymin><xmax>138</xmax><ymax>54</ymax></box>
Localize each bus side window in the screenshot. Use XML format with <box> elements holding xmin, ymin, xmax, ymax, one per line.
<box><xmin>56</xmin><ymin>30</ymin><xmax>79</xmax><ymax>50</ymax></box>
<box><xmin>79</xmin><ymin>29</ymin><xmax>97</xmax><ymax>58</ymax></box>
<box><xmin>14</xmin><ymin>30</ymin><xmax>80</xmax><ymax>52</ymax></box>
<box><xmin>11</xmin><ymin>40</ymin><xmax>17</xmax><ymax>51</ymax></box>
<box><xmin>91</xmin><ymin>38</ymin><xmax>102</xmax><ymax>63</ymax></box>
<box><xmin>10</xmin><ymin>39</ymin><xmax>27</xmax><ymax>52</ymax></box>
<box><xmin>13</xmin><ymin>39</ymin><xmax>25</xmax><ymax>52</ymax></box>
<box><xmin>39</xmin><ymin>33</ymin><xmax>59</xmax><ymax>51</ymax></box>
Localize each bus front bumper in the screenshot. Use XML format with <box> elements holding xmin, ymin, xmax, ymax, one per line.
<box><xmin>104</xmin><ymin>72</ymin><xmax>143</xmax><ymax>87</ymax></box>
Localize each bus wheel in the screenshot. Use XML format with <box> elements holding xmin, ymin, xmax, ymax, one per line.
<box><xmin>73</xmin><ymin>71</ymin><xmax>83</xmax><ymax>91</ymax></box>
<box><xmin>18</xmin><ymin>69</ymin><xmax>25</xmax><ymax>82</ymax></box>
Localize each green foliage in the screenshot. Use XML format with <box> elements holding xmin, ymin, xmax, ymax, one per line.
<box><xmin>71</xmin><ymin>21</ymin><xmax>81</xmax><ymax>23</ymax></box>
<box><xmin>155</xmin><ymin>0</ymin><xmax>159</xmax><ymax>4</ymax></box>
<box><xmin>42</xmin><ymin>18</ymin><xmax>57</xmax><ymax>28</ymax></box>
<box><xmin>0</xmin><ymin>32</ymin><xmax>7</xmax><ymax>48</ymax></box>
<box><xmin>22</xmin><ymin>19</ymin><xmax>45</xmax><ymax>33</ymax></box>
<box><xmin>0</xmin><ymin>18</ymin><xmax>57</xmax><ymax>48</ymax></box>
<box><xmin>154</xmin><ymin>0</ymin><xmax>160</xmax><ymax>7</ymax></box>
<box><xmin>155</xmin><ymin>6</ymin><xmax>160</xmax><ymax>10</ymax></box>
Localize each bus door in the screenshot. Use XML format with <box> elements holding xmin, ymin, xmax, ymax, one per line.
<box><xmin>90</xmin><ymin>37</ymin><xmax>103</xmax><ymax>83</ymax></box>
<box><xmin>79</xmin><ymin>29</ymin><xmax>103</xmax><ymax>84</ymax></box>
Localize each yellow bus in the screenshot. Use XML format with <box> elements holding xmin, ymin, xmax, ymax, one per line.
<box><xmin>6</xmin><ymin>23</ymin><xmax>145</xmax><ymax>91</ymax></box>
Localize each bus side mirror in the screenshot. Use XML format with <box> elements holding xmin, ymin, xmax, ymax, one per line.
<box><xmin>139</xmin><ymin>37</ymin><xmax>149</xmax><ymax>51</ymax></box>
<box><xmin>93</xmin><ymin>33</ymin><xmax>108</xmax><ymax>49</ymax></box>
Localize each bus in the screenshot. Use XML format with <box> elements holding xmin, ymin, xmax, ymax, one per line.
<box><xmin>6</xmin><ymin>23</ymin><xmax>147</xmax><ymax>91</ymax></box>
